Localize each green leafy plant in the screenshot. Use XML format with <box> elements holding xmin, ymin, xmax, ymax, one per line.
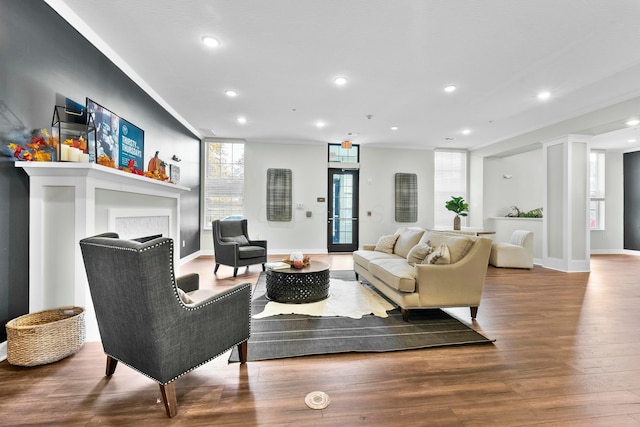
<box><xmin>445</xmin><ymin>196</ymin><xmax>469</xmax><ymax>217</ymax></box>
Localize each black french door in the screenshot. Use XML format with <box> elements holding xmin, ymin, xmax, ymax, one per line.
<box><xmin>327</xmin><ymin>168</ymin><xmax>359</xmax><ymax>252</ymax></box>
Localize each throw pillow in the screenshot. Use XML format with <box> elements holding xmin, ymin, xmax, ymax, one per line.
<box><xmin>221</xmin><ymin>235</ymin><xmax>250</xmax><ymax>246</ymax></box>
<box><xmin>374</xmin><ymin>234</ymin><xmax>399</xmax><ymax>254</ymax></box>
<box><xmin>425</xmin><ymin>244</ymin><xmax>451</xmax><ymax>265</ymax></box>
<box><xmin>406</xmin><ymin>242</ymin><xmax>433</xmax><ymax>265</ymax></box>
<box><xmin>177</xmin><ymin>288</ymin><xmax>195</xmax><ymax>305</ymax></box>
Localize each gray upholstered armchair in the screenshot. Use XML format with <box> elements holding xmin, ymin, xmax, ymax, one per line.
<box><xmin>79</xmin><ymin>233</ymin><xmax>251</xmax><ymax>418</ymax></box>
<box><xmin>212</xmin><ymin>219</ymin><xmax>267</xmax><ymax>277</ymax></box>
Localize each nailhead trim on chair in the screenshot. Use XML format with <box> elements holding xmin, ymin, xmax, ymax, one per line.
<box><xmin>106</xmin><ymin>337</ymin><xmax>251</xmax><ymax>385</ymax></box>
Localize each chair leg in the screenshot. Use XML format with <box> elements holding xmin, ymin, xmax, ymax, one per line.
<box><xmin>261</xmin><ymin>263</ymin><xmax>266</xmax><ymax>272</ymax></box>
<box><xmin>470</xmin><ymin>306</ymin><xmax>478</xmax><ymax>319</ymax></box>
<box><xmin>159</xmin><ymin>383</ymin><xmax>178</xmax><ymax>418</ymax></box>
<box><xmin>214</xmin><ymin>263</ymin><xmax>220</xmax><ymax>273</ymax></box>
<box><xmin>238</xmin><ymin>341</ymin><xmax>248</xmax><ymax>364</ymax></box>
<box><xmin>233</xmin><ymin>267</ymin><xmax>238</xmax><ymax>277</ymax></box>
<box><xmin>401</xmin><ymin>308</ymin><xmax>410</xmax><ymax>322</ymax></box>
<box><xmin>105</xmin><ymin>355</ymin><xmax>118</xmax><ymax>376</ymax></box>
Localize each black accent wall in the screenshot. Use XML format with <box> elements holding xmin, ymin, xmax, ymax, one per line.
<box><xmin>0</xmin><ymin>0</ymin><xmax>201</xmax><ymax>341</ymax></box>
<box><xmin>624</xmin><ymin>151</ymin><xmax>640</xmax><ymax>250</ymax></box>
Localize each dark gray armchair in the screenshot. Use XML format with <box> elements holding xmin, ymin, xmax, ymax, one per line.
<box><xmin>212</xmin><ymin>219</ymin><xmax>267</xmax><ymax>277</ymax></box>
<box><xmin>79</xmin><ymin>233</ymin><xmax>251</xmax><ymax>418</ymax></box>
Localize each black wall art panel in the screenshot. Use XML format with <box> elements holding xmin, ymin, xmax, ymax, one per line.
<box><xmin>266</xmin><ymin>168</ymin><xmax>292</xmax><ymax>221</ymax></box>
<box><xmin>395</xmin><ymin>172</ymin><xmax>417</xmax><ymax>222</ymax></box>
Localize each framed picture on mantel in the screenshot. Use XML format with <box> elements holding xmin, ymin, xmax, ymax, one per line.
<box><xmin>87</xmin><ymin>98</ymin><xmax>144</xmax><ymax>171</ymax></box>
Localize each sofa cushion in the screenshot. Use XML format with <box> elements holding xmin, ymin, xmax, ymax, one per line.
<box><xmin>425</xmin><ymin>243</ymin><xmax>451</xmax><ymax>265</ymax></box>
<box><xmin>369</xmin><ymin>258</ymin><xmax>416</xmax><ymax>292</ymax></box>
<box><xmin>419</xmin><ymin>231</ymin><xmax>474</xmax><ymax>263</ymax></box>
<box><xmin>238</xmin><ymin>245</ymin><xmax>266</xmax><ymax>259</ymax></box>
<box><xmin>374</xmin><ymin>234</ymin><xmax>399</xmax><ymax>254</ymax></box>
<box><xmin>406</xmin><ymin>242</ymin><xmax>433</xmax><ymax>265</ymax></box>
<box><xmin>393</xmin><ymin>227</ymin><xmax>426</xmax><ymax>258</ymax></box>
<box><xmin>353</xmin><ymin>249</ymin><xmax>400</xmax><ymax>271</ymax></box>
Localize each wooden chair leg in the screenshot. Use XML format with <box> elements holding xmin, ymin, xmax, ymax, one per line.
<box><xmin>261</xmin><ymin>263</ymin><xmax>266</xmax><ymax>271</ymax></box>
<box><xmin>214</xmin><ymin>263</ymin><xmax>220</xmax><ymax>273</ymax></box>
<box><xmin>238</xmin><ymin>341</ymin><xmax>248</xmax><ymax>364</ymax></box>
<box><xmin>233</xmin><ymin>267</ymin><xmax>238</xmax><ymax>277</ymax></box>
<box><xmin>470</xmin><ymin>306</ymin><xmax>478</xmax><ymax>319</ymax></box>
<box><xmin>401</xmin><ymin>308</ymin><xmax>410</xmax><ymax>322</ymax></box>
<box><xmin>160</xmin><ymin>383</ymin><xmax>178</xmax><ymax>418</ymax></box>
<box><xmin>105</xmin><ymin>355</ymin><xmax>118</xmax><ymax>376</ymax></box>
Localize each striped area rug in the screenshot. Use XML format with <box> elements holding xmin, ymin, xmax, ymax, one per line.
<box><xmin>229</xmin><ymin>270</ymin><xmax>494</xmax><ymax>362</ymax></box>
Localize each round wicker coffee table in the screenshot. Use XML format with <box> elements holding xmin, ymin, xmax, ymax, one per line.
<box><xmin>265</xmin><ymin>260</ymin><xmax>330</xmax><ymax>303</ymax></box>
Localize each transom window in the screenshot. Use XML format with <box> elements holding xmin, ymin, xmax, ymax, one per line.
<box><xmin>328</xmin><ymin>143</ymin><xmax>359</xmax><ymax>163</ymax></box>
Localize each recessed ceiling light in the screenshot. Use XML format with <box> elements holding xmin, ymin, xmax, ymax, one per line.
<box><xmin>334</xmin><ymin>77</ymin><xmax>348</xmax><ymax>86</ymax></box>
<box><xmin>461</xmin><ymin>129</ymin><xmax>471</xmax><ymax>135</ymax></box>
<box><xmin>444</xmin><ymin>85</ymin><xmax>457</xmax><ymax>93</ymax></box>
<box><xmin>315</xmin><ymin>121</ymin><xmax>326</xmax><ymax>128</ymax></box>
<box><xmin>237</xmin><ymin>116</ymin><xmax>247</xmax><ymax>124</ymax></box>
<box><xmin>390</xmin><ymin>126</ymin><xmax>399</xmax><ymax>131</ymax></box>
<box><xmin>628</xmin><ymin>139</ymin><xmax>637</xmax><ymax>143</ymax></box>
<box><xmin>626</xmin><ymin>119</ymin><xmax>640</xmax><ymax>126</ymax></box>
<box><xmin>537</xmin><ymin>91</ymin><xmax>551</xmax><ymax>100</ymax></box>
<box><xmin>201</xmin><ymin>35</ymin><xmax>220</xmax><ymax>48</ymax></box>
<box><xmin>225</xmin><ymin>90</ymin><xmax>238</xmax><ymax>97</ymax></box>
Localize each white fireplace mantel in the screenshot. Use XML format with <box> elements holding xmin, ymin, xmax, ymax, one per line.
<box><xmin>17</xmin><ymin>162</ymin><xmax>189</xmax><ymax>342</ymax></box>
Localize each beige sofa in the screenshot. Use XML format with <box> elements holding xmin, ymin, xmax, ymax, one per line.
<box><xmin>353</xmin><ymin>227</ymin><xmax>492</xmax><ymax>321</ymax></box>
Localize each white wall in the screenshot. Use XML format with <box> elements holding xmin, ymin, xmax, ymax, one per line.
<box><xmin>200</xmin><ymin>141</ymin><xmax>625</xmax><ymax>256</ymax></box>
<box><xmin>358</xmin><ymin>147</ymin><xmax>435</xmax><ymax>244</ymax></box>
<box><xmin>483</xmin><ymin>149</ymin><xmax>544</xmax><ymax>218</ymax></box>
<box><xmin>200</xmin><ymin>143</ymin><xmax>435</xmax><ymax>254</ymax></box>
<box><xmin>482</xmin><ymin>148</ymin><xmax>624</xmax><ymax>254</ymax></box>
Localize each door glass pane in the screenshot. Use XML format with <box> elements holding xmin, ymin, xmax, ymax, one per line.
<box><xmin>332</xmin><ymin>173</ymin><xmax>354</xmax><ymax>244</ymax></box>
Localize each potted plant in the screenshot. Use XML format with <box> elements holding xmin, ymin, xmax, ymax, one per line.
<box><xmin>445</xmin><ymin>196</ymin><xmax>469</xmax><ymax>230</ymax></box>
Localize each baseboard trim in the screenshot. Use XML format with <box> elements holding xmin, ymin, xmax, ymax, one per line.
<box><xmin>591</xmin><ymin>249</ymin><xmax>640</xmax><ymax>256</ymax></box>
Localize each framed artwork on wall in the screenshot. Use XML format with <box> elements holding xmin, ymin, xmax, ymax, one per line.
<box><xmin>266</xmin><ymin>168</ymin><xmax>292</xmax><ymax>221</ymax></box>
<box><xmin>395</xmin><ymin>172</ymin><xmax>417</xmax><ymax>222</ymax></box>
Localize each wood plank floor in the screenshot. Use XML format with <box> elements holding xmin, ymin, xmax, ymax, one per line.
<box><xmin>2</xmin><ymin>254</ymin><xmax>640</xmax><ymax>426</ymax></box>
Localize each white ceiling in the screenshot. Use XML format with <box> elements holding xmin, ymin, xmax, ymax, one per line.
<box><xmin>50</xmin><ymin>0</ymin><xmax>640</xmax><ymax>152</ymax></box>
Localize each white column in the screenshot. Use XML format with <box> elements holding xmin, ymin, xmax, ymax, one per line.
<box><xmin>542</xmin><ymin>135</ymin><xmax>591</xmax><ymax>272</ymax></box>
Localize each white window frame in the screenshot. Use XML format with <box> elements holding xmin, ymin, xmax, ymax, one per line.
<box><xmin>203</xmin><ymin>139</ymin><xmax>245</xmax><ymax>230</ymax></box>
<box><xmin>589</xmin><ymin>150</ymin><xmax>605</xmax><ymax>230</ymax></box>
<box><xmin>434</xmin><ymin>150</ymin><xmax>468</xmax><ymax>228</ymax></box>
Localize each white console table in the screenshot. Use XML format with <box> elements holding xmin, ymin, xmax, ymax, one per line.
<box><xmin>17</xmin><ymin>162</ymin><xmax>189</xmax><ymax>341</ymax></box>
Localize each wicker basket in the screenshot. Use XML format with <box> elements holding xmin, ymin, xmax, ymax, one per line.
<box><xmin>6</xmin><ymin>306</ymin><xmax>85</xmax><ymax>367</ymax></box>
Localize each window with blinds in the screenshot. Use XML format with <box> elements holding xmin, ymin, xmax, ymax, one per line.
<box><xmin>590</xmin><ymin>150</ymin><xmax>605</xmax><ymax>230</ymax></box>
<box><xmin>434</xmin><ymin>150</ymin><xmax>468</xmax><ymax>228</ymax></box>
<box><xmin>203</xmin><ymin>140</ymin><xmax>244</xmax><ymax>229</ymax></box>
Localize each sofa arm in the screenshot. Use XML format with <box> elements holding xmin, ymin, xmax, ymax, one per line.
<box><xmin>362</xmin><ymin>244</ymin><xmax>376</xmax><ymax>251</ymax></box>
<box><xmin>414</xmin><ymin>238</ymin><xmax>491</xmax><ymax>306</ymax></box>
<box><xmin>177</xmin><ymin>273</ymin><xmax>200</xmax><ymax>293</ymax></box>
